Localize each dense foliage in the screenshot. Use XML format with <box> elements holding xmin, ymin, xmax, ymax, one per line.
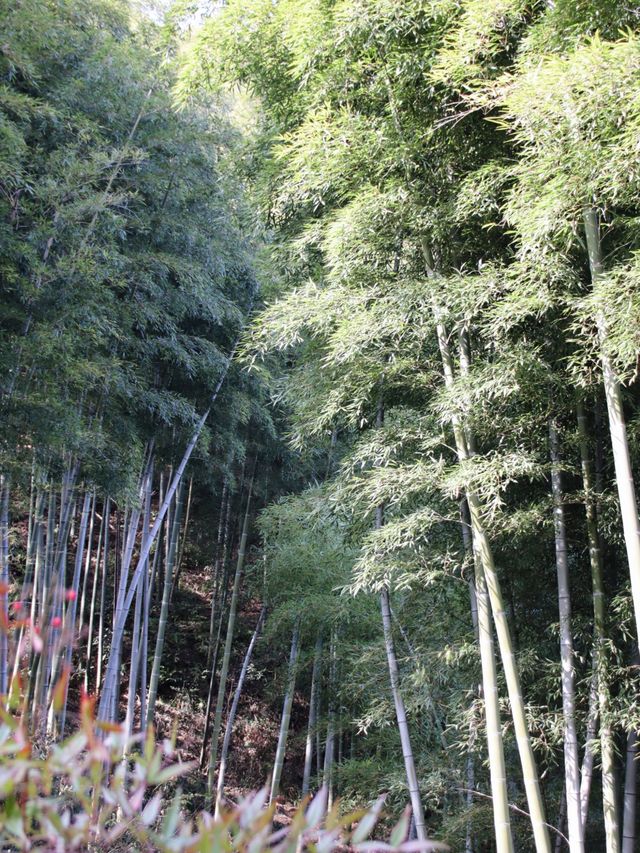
<box><xmin>3</xmin><ymin>1</ymin><xmax>640</xmax><ymax>852</ymax></box>
<box><xmin>177</xmin><ymin>1</ymin><xmax>640</xmax><ymax>852</ymax></box>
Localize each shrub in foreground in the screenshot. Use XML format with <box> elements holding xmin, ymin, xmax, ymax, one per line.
<box><xmin>0</xmin><ymin>693</ymin><xmax>447</xmax><ymax>852</ymax></box>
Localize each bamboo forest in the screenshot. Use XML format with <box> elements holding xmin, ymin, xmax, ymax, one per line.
<box><xmin>4</xmin><ymin>1</ymin><xmax>640</xmax><ymax>851</ymax></box>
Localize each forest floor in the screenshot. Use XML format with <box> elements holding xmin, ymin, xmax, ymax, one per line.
<box><xmin>150</xmin><ymin>559</ymin><xmax>308</xmax><ymax>814</ymax></box>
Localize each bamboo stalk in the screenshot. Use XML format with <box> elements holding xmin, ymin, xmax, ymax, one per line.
<box><xmin>215</xmin><ymin>606</ymin><xmax>265</xmax><ymax>818</ymax></box>
<box><xmin>146</xmin><ymin>478</ymin><xmax>185</xmax><ymax>726</ymax></box>
<box><xmin>97</xmin><ymin>334</ymin><xmax>241</xmax><ymax>723</ymax></box>
<box><xmin>549</xmin><ymin>419</ymin><xmax>584</xmax><ymax>853</ymax></box>
<box><xmin>622</xmin><ymin>729</ymin><xmax>638</xmax><ymax>853</ymax></box>
<box><xmin>302</xmin><ymin>634</ymin><xmax>322</xmax><ymax>796</ymax></box>
<box><xmin>376</xmin><ymin>399</ymin><xmax>427</xmax><ymax>841</ymax></box>
<box><xmin>206</xmin><ymin>472</ymin><xmax>255</xmax><ymax>806</ymax></box>
<box><xmin>0</xmin><ymin>475</ymin><xmax>9</xmax><ymax>697</ymax></box>
<box><xmin>577</xmin><ymin>400</ymin><xmax>620</xmax><ymax>851</ymax></box>
<box><xmin>584</xmin><ymin>207</ymin><xmax>640</xmax><ymax>646</ymax></box>
<box><xmin>461</xmin><ymin>499</ymin><xmax>513</xmax><ymax>853</ymax></box>
<box><xmin>269</xmin><ymin>619</ymin><xmax>301</xmax><ymax>804</ymax></box>
<box><xmin>427</xmin><ymin>268</ymin><xmax>551</xmax><ymax>853</ymax></box>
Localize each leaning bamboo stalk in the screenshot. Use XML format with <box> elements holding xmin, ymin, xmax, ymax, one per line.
<box><xmin>139</xmin><ymin>480</ymin><xmax>154</xmax><ymax>733</ymax></box>
<box><xmin>124</xmin><ymin>465</ymin><xmax>154</xmax><ymax>743</ymax></box>
<box><xmin>28</xmin><ymin>484</ymin><xmax>56</xmax><ymax>726</ymax></box>
<box><xmin>39</xmin><ymin>468</ymin><xmax>78</xmax><ymax>726</ymax></box>
<box><xmin>99</xmin><ymin>452</ymin><xmax>156</xmax><ymax>721</ymax></box>
<box><xmin>150</xmin><ymin>473</ymin><xmax>165</xmax><ymax>604</ymax></box>
<box><xmin>98</xmin><ymin>335</ymin><xmax>242</xmax><ymax>723</ymax></box>
<box><xmin>146</xmin><ymin>479</ymin><xmax>185</xmax><ymax>726</ymax></box>
<box><xmin>84</xmin><ymin>503</ymin><xmax>105</xmax><ymax>692</ymax></box>
<box><xmin>96</xmin><ymin>497</ymin><xmax>110</xmax><ymax>694</ymax></box>
<box><xmin>21</xmin><ymin>485</ymin><xmax>45</xmax><ymax>602</ymax></box>
<box><xmin>170</xmin><ymin>475</ymin><xmax>193</xmax><ymax>599</ymax></box>
<box><xmin>215</xmin><ymin>605</ymin><xmax>266</xmax><ymax>818</ymax></box>
<box><xmin>375</xmin><ymin>399</ymin><xmax>427</xmax><ymax>841</ymax></box>
<box><xmin>457</xmin><ymin>337</ymin><xmax>501</xmax><ymax>853</ymax></box>
<box><xmin>200</xmin><ymin>558</ymin><xmax>231</xmax><ymax>768</ymax></box>
<box><xmin>77</xmin><ymin>491</ymin><xmax>97</xmax><ymax>637</ymax></box>
<box><xmin>12</xmin><ymin>487</ymin><xmax>45</xmax><ymax>693</ymax></box>
<box><xmin>322</xmin><ymin>629</ymin><xmax>337</xmax><ymax>810</ymax></box>
<box><xmin>208</xmin><ymin>483</ymin><xmax>230</xmax><ymax>666</ymax></box>
<box><xmin>380</xmin><ymin>588</ymin><xmax>427</xmax><ymax>839</ymax></box>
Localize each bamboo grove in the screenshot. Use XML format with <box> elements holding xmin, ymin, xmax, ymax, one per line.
<box><xmin>3</xmin><ymin>0</ymin><xmax>640</xmax><ymax>851</ymax></box>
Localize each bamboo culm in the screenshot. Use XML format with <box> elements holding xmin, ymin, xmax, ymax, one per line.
<box><xmin>622</xmin><ymin>729</ymin><xmax>638</xmax><ymax>853</ymax></box>
<box><xmin>269</xmin><ymin>619</ymin><xmax>301</xmax><ymax>804</ymax></box>
<box><xmin>323</xmin><ymin>628</ymin><xmax>337</xmax><ymax>813</ymax></box>
<box><xmin>206</xmin><ymin>474</ymin><xmax>254</xmax><ymax>806</ymax></box>
<box><xmin>0</xmin><ymin>476</ymin><xmax>9</xmax><ymax>696</ymax></box>
<box><xmin>375</xmin><ymin>399</ymin><xmax>427</xmax><ymax>842</ymax></box>
<box><xmin>583</xmin><ymin>207</ymin><xmax>640</xmax><ymax>646</ymax></box>
<box><xmin>302</xmin><ymin>635</ymin><xmax>323</xmax><ymax>796</ymax></box>
<box><xmin>549</xmin><ymin>420</ymin><xmax>584</xmax><ymax>853</ymax></box>
<box><xmin>170</xmin><ymin>476</ymin><xmax>193</xmax><ymax>600</ymax></box>
<box><xmin>461</xmin><ymin>499</ymin><xmax>513</xmax><ymax>853</ymax></box>
<box><xmin>427</xmin><ymin>269</ymin><xmax>551</xmax><ymax>853</ymax></box>
<box><xmin>125</xmin><ymin>465</ymin><xmax>154</xmax><ymax>744</ymax></box>
<box><xmin>96</xmin><ymin>497</ymin><xmax>109</xmax><ymax>694</ymax></box>
<box><xmin>577</xmin><ymin>401</ymin><xmax>620</xmax><ymax>851</ymax></box>
<box><xmin>146</xmin><ymin>478</ymin><xmax>186</xmax><ymax>726</ymax></box>
<box><xmin>97</xmin><ymin>334</ymin><xmax>242</xmax><ymax>723</ymax></box>
<box><xmin>208</xmin><ymin>483</ymin><xmax>229</xmax><ymax>665</ymax></box>
<box><xmin>215</xmin><ymin>605</ymin><xmax>266</xmax><ymax>818</ymax></box>
<box><xmin>59</xmin><ymin>490</ymin><xmax>92</xmax><ymax>736</ymax></box>
<box><xmin>200</xmin><ymin>559</ymin><xmax>231</xmax><ymax>768</ymax></box>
